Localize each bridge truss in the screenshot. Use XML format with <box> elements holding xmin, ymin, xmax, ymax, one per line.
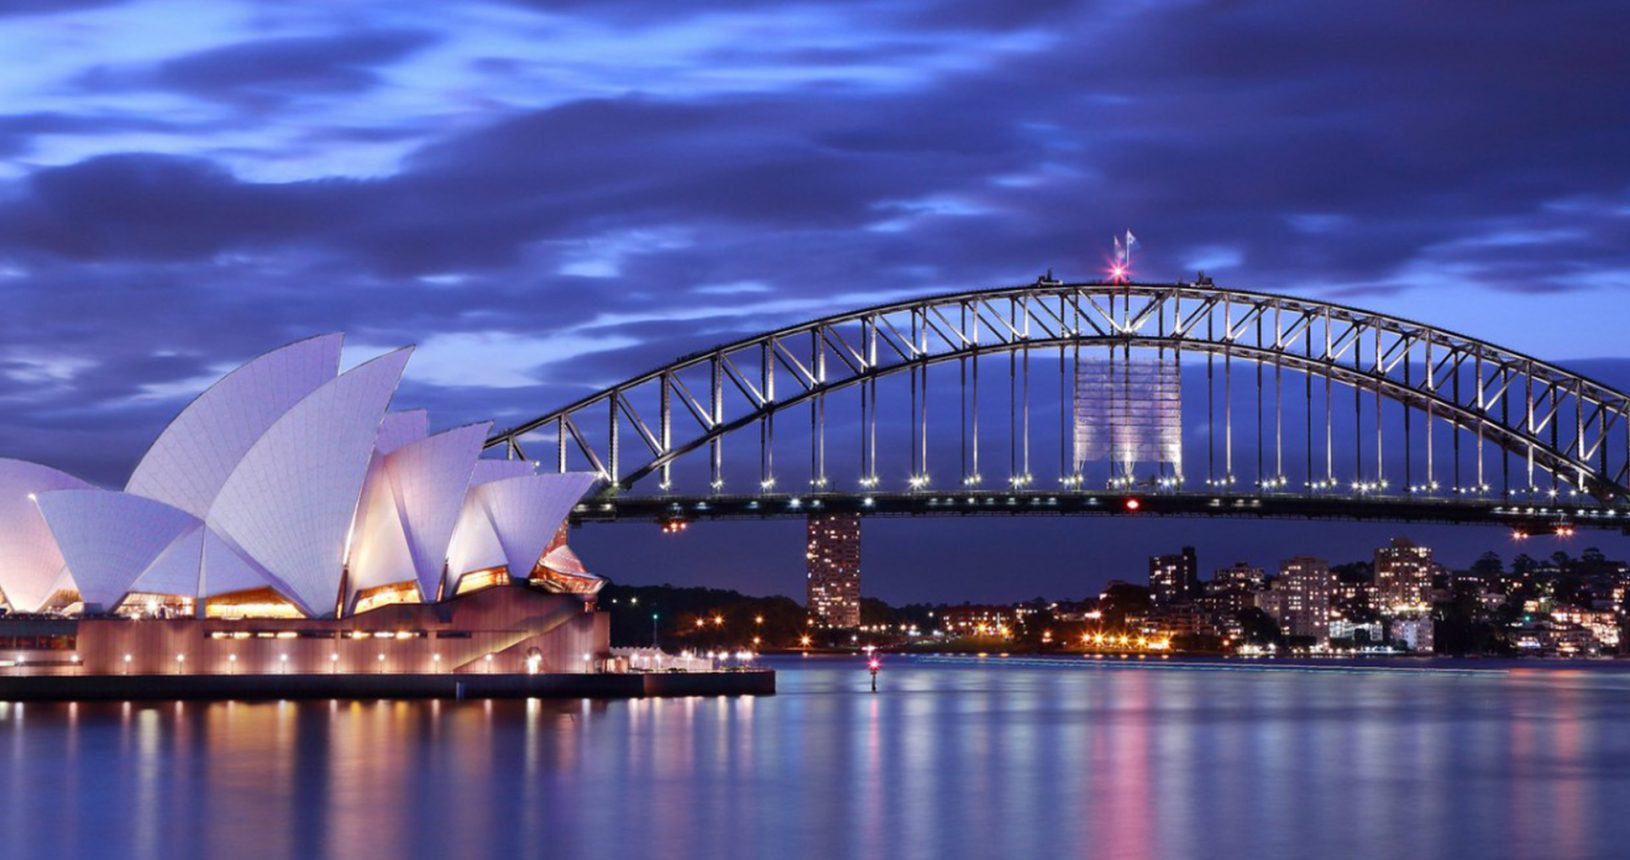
<box><xmin>488</xmin><ymin>279</ymin><xmax>1630</xmax><ymax>532</ymax></box>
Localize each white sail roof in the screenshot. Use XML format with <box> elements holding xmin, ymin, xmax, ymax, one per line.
<box><xmin>34</xmin><ymin>490</ymin><xmax>200</xmax><ymax>611</ymax></box>
<box><xmin>207</xmin><ymin>348</ymin><xmax>411</xmax><ymax>616</ymax></box>
<box><xmin>126</xmin><ymin>334</ymin><xmax>343</xmax><ymax>519</ymax></box>
<box><xmin>199</xmin><ymin>528</ymin><xmax>274</xmax><ymax>597</ymax></box>
<box><xmin>444</xmin><ymin>493</ymin><xmax>505</xmax><ymax>584</ymax></box>
<box><xmin>130</xmin><ymin>524</ymin><xmax>205</xmax><ymax>596</ymax></box>
<box><xmin>475</xmin><ymin>472</ymin><xmax>600</xmax><ymax>581</ymax></box>
<box><xmin>344</xmin><ymin>453</ymin><xmax>416</xmax><ymax>601</ymax></box>
<box><xmin>471</xmin><ymin>459</ymin><xmax>534</xmax><ymax>485</ymax></box>
<box><xmin>386</xmin><ymin>422</ymin><xmax>490</xmax><ymax>601</ymax></box>
<box><xmin>0</xmin><ymin>459</ymin><xmax>93</xmax><ymax>612</ymax></box>
<box><xmin>375</xmin><ymin>409</ymin><xmax>429</xmax><ymax>455</ymax></box>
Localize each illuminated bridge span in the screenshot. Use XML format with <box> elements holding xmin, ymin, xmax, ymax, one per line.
<box><xmin>489</xmin><ymin>278</ymin><xmax>1630</xmax><ymax>533</ymax></box>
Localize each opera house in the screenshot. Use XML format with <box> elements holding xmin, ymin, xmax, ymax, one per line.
<box><xmin>0</xmin><ymin>334</ymin><xmax>612</xmax><ymax>681</ymax></box>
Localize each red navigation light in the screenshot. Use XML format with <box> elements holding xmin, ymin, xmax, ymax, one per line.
<box><xmin>1123</xmin><ymin>497</ymin><xmax>1141</xmax><ymax>512</ymax></box>
<box><xmin>868</xmin><ymin>659</ymin><xmax>881</xmax><ymax>671</ymax></box>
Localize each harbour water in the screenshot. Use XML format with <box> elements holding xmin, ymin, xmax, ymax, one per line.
<box><xmin>4</xmin><ymin>655</ymin><xmax>1630</xmax><ymax>859</ymax></box>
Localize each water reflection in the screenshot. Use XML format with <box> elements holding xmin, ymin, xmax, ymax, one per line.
<box><xmin>3</xmin><ymin>658</ymin><xmax>1630</xmax><ymax>859</ymax></box>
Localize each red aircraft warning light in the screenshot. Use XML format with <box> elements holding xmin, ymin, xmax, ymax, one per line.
<box><xmin>1123</xmin><ymin>497</ymin><xmax>1142</xmax><ymax>512</ymax></box>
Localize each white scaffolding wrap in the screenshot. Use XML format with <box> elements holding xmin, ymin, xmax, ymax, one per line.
<box><xmin>1074</xmin><ymin>352</ymin><xmax>1182</xmax><ymax>475</ymax></box>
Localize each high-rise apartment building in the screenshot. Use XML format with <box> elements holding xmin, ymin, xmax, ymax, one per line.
<box><xmin>1149</xmin><ymin>546</ymin><xmax>1199</xmax><ymax>604</ymax></box>
<box><xmin>1375</xmin><ymin>537</ymin><xmax>1433</xmax><ymax>613</ymax></box>
<box><xmin>806</xmin><ymin>513</ymin><xmax>861</xmax><ymax>627</ymax></box>
<box><xmin>1211</xmin><ymin>562</ymin><xmax>1266</xmax><ymax>592</ymax></box>
<box><xmin>1260</xmin><ymin>556</ymin><xmax>1336</xmax><ymax>642</ymax></box>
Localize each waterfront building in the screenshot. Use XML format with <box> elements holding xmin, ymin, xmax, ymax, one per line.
<box><xmin>1149</xmin><ymin>546</ymin><xmax>1198</xmax><ymax>605</ymax></box>
<box><xmin>1375</xmin><ymin>538</ymin><xmax>1434</xmax><ymax>614</ymax></box>
<box><xmin>940</xmin><ymin>605</ymin><xmax>1014</xmax><ymax>638</ymax></box>
<box><xmin>0</xmin><ymin>335</ymin><xmax>610</xmax><ymax>675</ymax></box>
<box><xmin>1551</xmin><ymin>608</ymin><xmax>1621</xmax><ymax>650</ymax></box>
<box><xmin>1142</xmin><ymin>603</ymin><xmax>1208</xmax><ymax>638</ymax></box>
<box><xmin>1389</xmin><ymin>615</ymin><xmax>1434</xmax><ymax>653</ymax></box>
<box><xmin>806</xmin><ymin>512</ymin><xmax>861</xmax><ymax>627</ymax></box>
<box><xmin>1329</xmin><ymin>616</ymin><xmax>1383</xmax><ymax>644</ymax></box>
<box><xmin>1514</xmin><ymin>620</ymin><xmax>1599</xmax><ymax>656</ymax></box>
<box><xmin>1197</xmin><ymin>562</ymin><xmax>1264</xmax><ymax>638</ymax></box>
<box><xmin>1261</xmin><ymin>556</ymin><xmax>1336</xmax><ymax>643</ymax></box>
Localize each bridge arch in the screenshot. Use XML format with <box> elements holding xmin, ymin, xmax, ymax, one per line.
<box><xmin>489</xmin><ymin>280</ymin><xmax>1630</xmax><ymax>517</ymax></box>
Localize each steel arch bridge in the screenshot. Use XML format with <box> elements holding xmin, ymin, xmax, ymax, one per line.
<box><xmin>487</xmin><ymin>277</ymin><xmax>1630</xmax><ymax>533</ymax></box>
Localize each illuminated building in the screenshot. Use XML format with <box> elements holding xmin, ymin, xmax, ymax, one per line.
<box><xmin>1375</xmin><ymin>537</ymin><xmax>1433</xmax><ymax>614</ymax></box>
<box><xmin>1148</xmin><ymin>546</ymin><xmax>1198</xmax><ymax>605</ymax></box>
<box><xmin>1211</xmin><ymin>562</ymin><xmax>1265</xmax><ymax>592</ymax></box>
<box><xmin>0</xmin><ymin>335</ymin><xmax>612</xmax><ymax>677</ymax></box>
<box><xmin>1329</xmin><ymin>616</ymin><xmax>1383</xmax><ymax>644</ymax></box>
<box><xmin>940</xmin><ymin>605</ymin><xmax>1014</xmax><ymax>638</ymax></box>
<box><xmin>806</xmin><ymin>512</ymin><xmax>860</xmax><ymax>628</ymax></box>
<box><xmin>1389</xmin><ymin>614</ymin><xmax>1434</xmax><ymax>653</ymax></box>
<box><xmin>1259</xmin><ymin>556</ymin><xmax>1335</xmax><ymax>642</ymax></box>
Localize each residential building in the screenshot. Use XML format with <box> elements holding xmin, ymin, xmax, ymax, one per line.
<box><xmin>806</xmin><ymin>513</ymin><xmax>861</xmax><ymax>627</ymax></box>
<box><xmin>1149</xmin><ymin>546</ymin><xmax>1199</xmax><ymax>604</ymax></box>
<box><xmin>1375</xmin><ymin>538</ymin><xmax>1433</xmax><ymax>614</ymax></box>
<box><xmin>1261</xmin><ymin>556</ymin><xmax>1336</xmax><ymax>642</ymax></box>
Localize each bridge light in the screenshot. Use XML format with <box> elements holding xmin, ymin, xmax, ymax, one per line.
<box><xmin>1123</xmin><ymin>497</ymin><xmax>1142</xmax><ymax>512</ymax></box>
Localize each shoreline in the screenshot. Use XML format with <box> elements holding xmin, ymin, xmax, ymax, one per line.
<box><xmin>0</xmin><ymin>669</ymin><xmax>775</xmax><ymax>702</ymax></box>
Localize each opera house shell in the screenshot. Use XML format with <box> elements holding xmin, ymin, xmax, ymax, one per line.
<box><xmin>0</xmin><ymin>334</ymin><xmax>603</xmax><ymax>621</ymax></box>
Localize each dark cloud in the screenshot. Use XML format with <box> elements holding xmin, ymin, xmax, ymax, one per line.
<box><xmin>0</xmin><ymin>0</ymin><xmax>128</xmax><ymax>16</ymax></box>
<box><xmin>75</xmin><ymin>29</ymin><xmax>438</xmax><ymax>107</ymax></box>
<box><xmin>0</xmin><ymin>111</ymin><xmax>193</xmax><ymax>158</ymax></box>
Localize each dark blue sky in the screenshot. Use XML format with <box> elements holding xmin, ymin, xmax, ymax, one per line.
<box><xmin>3</xmin><ymin>1</ymin><xmax>1630</xmax><ymax>603</ymax></box>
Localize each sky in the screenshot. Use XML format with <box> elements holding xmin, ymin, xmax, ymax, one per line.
<box><xmin>2</xmin><ymin>0</ymin><xmax>1630</xmax><ymax>603</ymax></box>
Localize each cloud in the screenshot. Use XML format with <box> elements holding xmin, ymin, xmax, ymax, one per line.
<box><xmin>0</xmin><ymin>0</ymin><xmax>129</xmax><ymax>17</ymax></box>
<box><xmin>75</xmin><ymin>28</ymin><xmax>439</xmax><ymax>107</ymax></box>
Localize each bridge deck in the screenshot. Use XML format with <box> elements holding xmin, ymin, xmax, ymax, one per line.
<box><xmin>572</xmin><ymin>491</ymin><xmax>1628</xmax><ymax>533</ymax></box>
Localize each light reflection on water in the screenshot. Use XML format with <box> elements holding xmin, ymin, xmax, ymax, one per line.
<box><xmin>4</xmin><ymin>657</ymin><xmax>1630</xmax><ymax>860</ymax></box>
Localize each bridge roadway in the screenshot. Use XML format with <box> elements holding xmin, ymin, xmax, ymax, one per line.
<box><xmin>570</xmin><ymin>490</ymin><xmax>1629</xmax><ymax>534</ymax></box>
